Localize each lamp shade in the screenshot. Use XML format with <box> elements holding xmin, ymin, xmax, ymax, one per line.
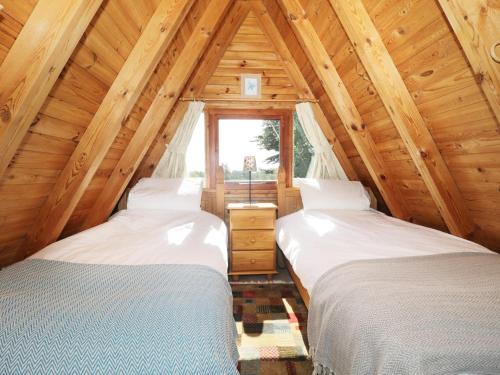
<box><xmin>243</xmin><ymin>155</ymin><xmax>257</xmax><ymax>172</ymax></box>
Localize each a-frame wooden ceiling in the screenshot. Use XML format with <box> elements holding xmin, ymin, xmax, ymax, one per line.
<box><xmin>0</xmin><ymin>0</ymin><xmax>498</xmax><ymax>266</ymax></box>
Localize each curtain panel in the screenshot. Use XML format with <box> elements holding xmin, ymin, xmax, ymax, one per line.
<box><xmin>153</xmin><ymin>101</ymin><xmax>205</xmax><ymax>178</ymax></box>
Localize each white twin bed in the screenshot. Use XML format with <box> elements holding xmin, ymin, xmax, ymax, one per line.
<box><xmin>32</xmin><ymin>208</ymin><xmax>228</xmax><ymax>275</ymax></box>
<box><xmin>277</xmin><ymin>208</ymin><xmax>490</xmax><ymax>294</ymax></box>
<box><xmin>276</xmin><ymin>178</ymin><xmax>500</xmax><ymax>375</ymax></box>
<box><xmin>1</xmin><ymin>177</ymin><xmax>239</xmax><ymax>374</ymax></box>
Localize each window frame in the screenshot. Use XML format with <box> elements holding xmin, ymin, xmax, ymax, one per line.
<box><xmin>205</xmin><ymin>108</ymin><xmax>293</xmax><ymax>189</ymax></box>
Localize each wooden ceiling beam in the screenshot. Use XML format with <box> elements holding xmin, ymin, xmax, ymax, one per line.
<box><xmin>24</xmin><ymin>0</ymin><xmax>195</xmax><ymax>253</ymax></box>
<box><xmin>133</xmin><ymin>1</ymin><xmax>251</xmax><ymax>185</ymax></box>
<box><xmin>329</xmin><ymin>0</ymin><xmax>476</xmax><ymax>237</ymax></box>
<box><xmin>251</xmin><ymin>0</ymin><xmax>358</xmax><ymax>181</ymax></box>
<box><xmin>437</xmin><ymin>0</ymin><xmax>500</xmax><ymax>125</ymax></box>
<box><xmin>277</xmin><ymin>0</ymin><xmax>409</xmax><ymax>219</ymax></box>
<box><xmin>81</xmin><ymin>0</ymin><xmax>235</xmax><ymax>230</ymax></box>
<box><xmin>0</xmin><ymin>0</ymin><xmax>103</xmax><ymax>180</ymax></box>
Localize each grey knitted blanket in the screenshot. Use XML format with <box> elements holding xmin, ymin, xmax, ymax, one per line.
<box><xmin>308</xmin><ymin>252</ymin><xmax>500</xmax><ymax>375</ymax></box>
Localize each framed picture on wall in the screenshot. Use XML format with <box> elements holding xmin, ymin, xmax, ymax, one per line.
<box><xmin>241</xmin><ymin>74</ymin><xmax>261</xmax><ymax>98</ymax></box>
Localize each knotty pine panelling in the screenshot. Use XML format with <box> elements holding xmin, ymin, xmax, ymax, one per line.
<box><xmin>297</xmin><ymin>0</ymin><xmax>446</xmax><ymax>230</ymax></box>
<box><xmin>0</xmin><ymin>0</ymin><xmax>38</xmax><ymax>66</ymax></box>
<box><xmin>0</xmin><ymin>0</ymin><xmax>159</xmax><ymax>266</ymax></box>
<box><xmin>201</xmin><ymin>11</ymin><xmax>298</xmax><ymax>102</ymax></box>
<box><xmin>62</xmin><ymin>0</ymin><xmax>212</xmax><ymax>237</ymax></box>
<box><xmin>0</xmin><ymin>1</ymin><xmax>41</xmax><ymax>265</ymax></box>
<box><xmin>264</xmin><ymin>0</ymin><xmax>388</xmax><ymax>213</ymax></box>
<box><xmin>362</xmin><ymin>0</ymin><xmax>499</xmax><ymax>250</ymax></box>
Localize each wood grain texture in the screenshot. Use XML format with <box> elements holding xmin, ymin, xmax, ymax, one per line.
<box><xmin>253</xmin><ymin>0</ymin><xmax>358</xmax><ymax>181</ymax></box>
<box><xmin>24</xmin><ymin>0</ymin><xmax>194</xmax><ymax>252</ymax></box>
<box><xmin>231</xmin><ymin>229</ymin><xmax>275</xmax><ymax>250</ymax></box>
<box><xmin>437</xmin><ymin>0</ymin><xmax>500</xmax><ymax>124</ymax></box>
<box><xmin>53</xmin><ymin>1</ymin><xmax>212</xmax><ymax>240</ymax></box>
<box><xmin>250</xmin><ymin>1</ymin><xmax>313</xmax><ymax>100</ymax></box>
<box><xmin>230</xmin><ymin>208</ymin><xmax>275</xmax><ymax>230</ymax></box>
<box><xmin>228</xmin><ymin>202</ymin><xmax>277</xmax><ymax>278</ymax></box>
<box><xmin>0</xmin><ymin>0</ymin><xmax>103</xmax><ymax>179</ymax></box>
<box><xmin>80</xmin><ymin>0</ymin><xmax>232</xmax><ymax>230</ymax></box>
<box><xmin>134</xmin><ymin>2</ymin><xmax>251</xmax><ymax>184</ymax></box>
<box><xmin>0</xmin><ymin>0</ymin><xmax>498</xmax><ymax>268</ymax></box>
<box><xmin>215</xmin><ymin>165</ymin><xmax>225</xmax><ymax>219</ymax></box>
<box><xmin>361</xmin><ymin>0</ymin><xmax>500</xmax><ymax>249</ymax></box>
<box><xmin>201</xmin><ymin>10</ymin><xmax>298</xmax><ymax>102</ymax></box>
<box><xmin>301</xmin><ymin>0</ymin><xmax>444</xmax><ymax>227</ymax></box>
<box><xmin>329</xmin><ymin>0</ymin><xmax>475</xmax><ymax>237</ymax></box>
<box><xmin>277</xmin><ymin>0</ymin><xmax>409</xmax><ymax>220</ymax></box>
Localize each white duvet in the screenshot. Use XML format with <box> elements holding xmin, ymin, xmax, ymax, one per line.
<box><xmin>32</xmin><ymin>209</ymin><xmax>228</xmax><ymax>276</ymax></box>
<box><xmin>277</xmin><ymin>209</ymin><xmax>492</xmax><ymax>293</ymax></box>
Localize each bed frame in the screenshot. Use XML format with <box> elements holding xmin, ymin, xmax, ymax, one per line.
<box><xmin>276</xmin><ymin>166</ymin><xmax>377</xmax><ymax>309</ymax></box>
<box><xmin>200</xmin><ymin>166</ymin><xmax>225</xmax><ymax>219</ymax></box>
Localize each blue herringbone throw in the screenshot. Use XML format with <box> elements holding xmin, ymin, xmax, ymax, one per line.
<box><xmin>0</xmin><ymin>259</ymin><xmax>238</xmax><ymax>374</ymax></box>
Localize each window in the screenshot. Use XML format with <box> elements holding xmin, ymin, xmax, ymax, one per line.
<box><xmin>206</xmin><ymin>109</ymin><xmax>293</xmax><ymax>188</ymax></box>
<box><xmin>185</xmin><ymin>113</ymin><xmax>205</xmax><ymax>177</ymax></box>
<box><xmin>293</xmin><ymin>112</ymin><xmax>313</xmax><ymax>178</ymax></box>
<box><xmin>219</xmin><ymin>119</ymin><xmax>279</xmax><ymax>182</ymax></box>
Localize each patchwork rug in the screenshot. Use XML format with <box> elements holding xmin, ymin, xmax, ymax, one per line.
<box><xmin>232</xmin><ymin>283</ymin><xmax>313</xmax><ymax>375</ymax></box>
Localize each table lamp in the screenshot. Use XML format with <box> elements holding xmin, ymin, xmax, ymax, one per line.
<box><xmin>243</xmin><ymin>155</ymin><xmax>257</xmax><ymax>205</ymax></box>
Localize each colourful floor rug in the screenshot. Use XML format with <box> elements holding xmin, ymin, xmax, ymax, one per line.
<box><xmin>232</xmin><ymin>283</ymin><xmax>313</xmax><ymax>375</ymax></box>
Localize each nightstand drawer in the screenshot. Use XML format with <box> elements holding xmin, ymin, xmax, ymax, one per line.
<box><xmin>232</xmin><ymin>230</ymin><xmax>275</xmax><ymax>250</ymax></box>
<box><xmin>231</xmin><ymin>250</ymin><xmax>274</xmax><ymax>272</ymax></box>
<box><xmin>230</xmin><ymin>209</ymin><xmax>275</xmax><ymax>230</ymax></box>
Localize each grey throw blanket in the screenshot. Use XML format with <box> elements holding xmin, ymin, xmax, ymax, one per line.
<box><xmin>308</xmin><ymin>252</ymin><xmax>500</xmax><ymax>375</ymax></box>
<box><xmin>1</xmin><ymin>260</ymin><xmax>239</xmax><ymax>374</ymax></box>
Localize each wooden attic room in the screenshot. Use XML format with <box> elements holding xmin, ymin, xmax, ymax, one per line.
<box><xmin>0</xmin><ymin>0</ymin><xmax>499</xmax><ymax>373</ymax></box>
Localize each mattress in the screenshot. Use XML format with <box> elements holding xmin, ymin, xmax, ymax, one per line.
<box><xmin>31</xmin><ymin>208</ymin><xmax>228</xmax><ymax>275</ymax></box>
<box><xmin>276</xmin><ymin>209</ymin><xmax>491</xmax><ymax>293</ymax></box>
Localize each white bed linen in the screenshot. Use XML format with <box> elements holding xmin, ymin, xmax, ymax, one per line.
<box><xmin>277</xmin><ymin>209</ymin><xmax>492</xmax><ymax>293</ymax></box>
<box><xmin>31</xmin><ymin>209</ymin><xmax>228</xmax><ymax>276</ymax></box>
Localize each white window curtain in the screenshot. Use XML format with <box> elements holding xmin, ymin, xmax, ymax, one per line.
<box><xmin>295</xmin><ymin>102</ymin><xmax>348</xmax><ymax>180</ymax></box>
<box><xmin>153</xmin><ymin>101</ymin><xmax>205</xmax><ymax>178</ymax></box>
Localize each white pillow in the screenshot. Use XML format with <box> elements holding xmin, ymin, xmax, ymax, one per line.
<box><xmin>127</xmin><ymin>177</ymin><xmax>203</xmax><ymax>211</ymax></box>
<box><xmin>296</xmin><ymin>178</ymin><xmax>370</xmax><ymax>211</ymax></box>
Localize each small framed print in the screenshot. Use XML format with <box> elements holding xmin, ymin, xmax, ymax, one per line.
<box><xmin>241</xmin><ymin>74</ymin><xmax>261</xmax><ymax>98</ymax></box>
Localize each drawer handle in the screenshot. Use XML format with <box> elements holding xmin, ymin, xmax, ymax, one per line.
<box><xmin>250</xmin><ymin>238</ymin><xmax>256</xmax><ymax>243</ymax></box>
<box><xmin>250</xmin><ymin>259</ymin><xmax>256</xmax><ymax>264</ymax></box>
<box><xmin>250</xmin><ymin>216</ymin><xmax>256</xmax><ymax>222</ymax></box>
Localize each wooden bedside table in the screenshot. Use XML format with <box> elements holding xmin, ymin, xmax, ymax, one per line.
<box><xmin>228</xmin><ymin>203</ymin><xmax>278</xmax><ymax>281</ymax></box>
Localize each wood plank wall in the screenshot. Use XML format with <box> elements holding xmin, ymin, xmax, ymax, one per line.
<box><xmin>201</xmin><ymin>11</ymin><xmax>299</xmax><ymax>102</ymax></box>
<box><xmin>292</xmin><ymin>0</ymin><xmax>443</xmax><ymax>227</ymax></box>
<box><xmin>362</xmin><ymin>0</ymin><xmax>499</xmax><ymax>249</ymax></box>
<box><xmin>263</xmin><ymin>0</ymin><xmax>389</xmax><ymax>212</ymax></box>
<box><xmin>292</xmin><ymin>0</ymin><xmax>499</xmax><ymax>248</ymax></box>
<box><xmin>0</xmin><ymin>0</ymin><xmax>146</xmax><ymax>264</ymax></box>
<box><xmin>0</xmin><ymin>0</ymin><xmax>498</xmax><ymax>267</ymax></box>
<box><xmin>61</xmin><ymin>0</ymin><xmax>212</xmax><ymax>238</ymax></box>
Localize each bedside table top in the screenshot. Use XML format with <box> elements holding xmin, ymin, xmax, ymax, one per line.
<box><xmin>227</xmin><ymin>202</ymin><xmax>277</xmax><ymax>210</ymax></box>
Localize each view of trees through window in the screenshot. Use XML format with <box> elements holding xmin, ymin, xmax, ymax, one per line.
<box><xmin>218</xmin><ymin>114</ymin><xmax>313</xmax><ymax>182</ymax></box>
<box><xmin>219</xmin><ymin>119</ymin><xmax>279</xmax><ymax>182</ymax></box>
<box><xmin>253</xmin><ymin>113</ymin><xmax>313</xmax><ymax>179</ymax></box>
